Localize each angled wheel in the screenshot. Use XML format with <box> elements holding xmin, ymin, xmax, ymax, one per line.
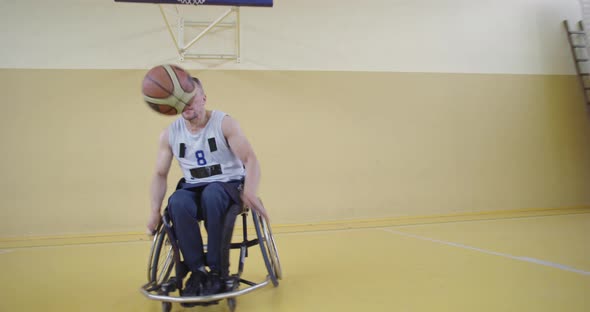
<box><xmin>148</xmin><ymin>227</ymin><xmax>175</xmax><ymax>285</ymax></box>
<box><xmin>146</xmin><ymin>224</ymin><xmax>162</xmax><ymax>282</ymax></box>
<box><xmin>252</xmin><ymin>204</ymin><xmax>282</xmax><ymax>287</ymax></box>
<box><xmin>261</xmin><ymin>216</ymin><xmax>282</xmax><ymax>281</ymax></box>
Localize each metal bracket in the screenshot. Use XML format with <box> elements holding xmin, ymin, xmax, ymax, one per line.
<box><xmin>159</xmin><ymin>4</ymin><xmax>241</xmax><ymax>62</ymax></box>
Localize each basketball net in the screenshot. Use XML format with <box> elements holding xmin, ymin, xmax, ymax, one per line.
<box><xmin>177</xmin><ymin>0</ymin><xmax>207</xmax><ymax>5</ymax></box>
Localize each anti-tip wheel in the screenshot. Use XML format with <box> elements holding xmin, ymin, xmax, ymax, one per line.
<box><xmin>227</xmin><ymin>298</ymin><xmax>237</xmax><ymax>312</ymax></box>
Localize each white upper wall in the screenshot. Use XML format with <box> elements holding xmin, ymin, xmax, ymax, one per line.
<box><xmin>0</xmin><ymin>0</ymin><xmax>583</xmax><ymax>74</ymax></box>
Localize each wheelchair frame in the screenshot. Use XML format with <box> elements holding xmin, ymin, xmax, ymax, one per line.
<box><xmin>140</xmin><ymin>199</ymin><xmax>282</xmax><ymax>312</ymax></box>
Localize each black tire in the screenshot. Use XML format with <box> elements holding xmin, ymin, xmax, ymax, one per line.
<box><xmin>150</xmin><ymin>229</ymin><xmax>175</xmax><ymax>285</ymax></box>
<box><xmin>162</xmin><ymin>302</ymin><xmax>172</xmax><ymax>312</ymax></box>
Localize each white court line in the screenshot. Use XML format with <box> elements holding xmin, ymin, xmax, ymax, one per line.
<box><xmin>0</xmin><ymin>249</ymin><xmax>14</xmax><ymax>255</ymax></box>
<box><xmin>382</xmin><ymin>228</ymin><xmax>590</xmax><ymax>276</ymax></box>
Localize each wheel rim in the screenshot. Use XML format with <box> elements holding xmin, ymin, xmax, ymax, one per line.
<box><xmin>260</xmin><ymin>216</ymin><xmax>282</xmax><ymax>280</ymax></box>
<box><xmin>150</xmin><ymin>229</ymin><xmax>175</xmax><ymax>284</ymax></box>
<box><xmin>147</xmin><ymin>224</ymin><xmax>162</xmax><ymax>281</ymax></box>
<box><xmin>252</xmin><ymin>207</ymin><xmax>282</xmax><ymax>286</ymax></box>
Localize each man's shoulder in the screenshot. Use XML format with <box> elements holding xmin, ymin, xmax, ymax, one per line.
<box><xmin>220</xmin><ymin>114</ymin><xmax>239</xmax><ymax>132</ymax></box>
<box><xmin>167</xmin><ymin>116</ymin><xmax>185</xmax><ymax>132</ymax></box>
<box><xmin>166</xmin><ymin>117</ymin><xmax>185</xmax><ymax>144</ymax></box>
<box><xmin>211</xmin><ymin>109</ymin><xmax>229</xmax><ymax>118</ymax></box>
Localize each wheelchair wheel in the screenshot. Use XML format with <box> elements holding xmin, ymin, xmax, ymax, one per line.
<box><xmin>260</xmin><ymin>214</ymin><xmax>283</xmax><ymax>280</ymax></box>
<box><xmin>149</xmin><ymin>228</ymin><xmax>175</xmax><ymax>285</ymax></box>
<box><xmin>252</xmin><ymin>208</ymin><xmax>282</xmax><ymax>287</ymax></box>
<box><xmin>146</xmin><ymin>224</ymin><xmax>161</xmax><ymax>282</ymax></box>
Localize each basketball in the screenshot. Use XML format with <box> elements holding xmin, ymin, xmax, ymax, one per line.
<box><xmin>142</xmin><ymin>64</ymin><xmax>197</xmax><ymax>115</ymax></box>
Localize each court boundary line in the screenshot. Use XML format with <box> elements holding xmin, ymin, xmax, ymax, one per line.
<box><xmin>382</xmin><ymin>228</ymin><xmax>590</xmax><ymax>276</ymax></box>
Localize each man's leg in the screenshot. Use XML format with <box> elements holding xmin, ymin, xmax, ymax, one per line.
<box><xmin>167</xmin><ymin>189</ymin><xmax>207</xmax><ymax>297</ymax></box>
<box><xmin>200</xmin><ymin>183</ymin><xmax>232</xmax><ymax>294</ymax></box>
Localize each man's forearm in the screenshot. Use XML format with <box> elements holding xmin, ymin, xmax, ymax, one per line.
<box><xmin>150</xmin><ymin>173</ymin><xmax>168</xmax><ymax>213</ymax></box>
<box><xmin>243</xmin><ymin>156</ymin><xmax>260</xmax><ymax>195</ymax></box>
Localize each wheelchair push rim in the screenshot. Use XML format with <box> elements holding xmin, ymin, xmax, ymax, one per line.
<box><xmin>148</xmin><ymin>225</ymin><xmax>174</xmax><ymax>285</ymax></box>
<box><xmin>252</xmin><ymin>204</ymin><xmax>282</xmax><ymax>286</ymax></box>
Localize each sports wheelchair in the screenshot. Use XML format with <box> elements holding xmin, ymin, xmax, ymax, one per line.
<box><xmin>140</xmin><ymin>179</ymin><xmax>282</xmax><ymax>312</ymax></box>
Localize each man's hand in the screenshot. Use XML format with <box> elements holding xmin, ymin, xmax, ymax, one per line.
<box><xmin>146</xmin><ymin>211</ymin><xmax>161</xmax><ymax>236</ymax></box>
<box><xmin>241</xmin><ymin>190</ymin><xmax>269</xmax><ymax>221</ymax></box>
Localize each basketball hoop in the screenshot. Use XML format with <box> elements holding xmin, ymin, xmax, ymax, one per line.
<box><xmin>177</xmin><ymin>0</ymin><xmax>206</xmax><ymax>5</ymax></box>
<box><xmin>114</xmin><ymin>0</ymin><xmax>272</xmax><ymax>62</ymax></box>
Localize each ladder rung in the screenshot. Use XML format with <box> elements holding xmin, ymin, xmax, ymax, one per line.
<box><xmin>576</xmin><ymin>58</ymin><xmax>589</xmax><ymax>62</ymax></box>
<box><xmin>581</xmin><ymin>73</ymin><xmax>590</xmax><ymax>77</ymax></box>
<box><xmin>569</xmin><ymin>30</ymin><xmax>586</xmax><ymax>34</ymax></box>
<box><xmin>574</xmin><ymin>44</ymin><xmax>587</xmax><ymax>48</ymax></box>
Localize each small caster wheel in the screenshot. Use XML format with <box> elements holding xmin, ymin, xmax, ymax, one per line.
<box><xmin>162</xmin><ymin>302</ymin><xmax>172</xmax><ymax>312</ymax></box>
<box><xmin>227</xmin><ymin>298</ymin><xmax>237</xmax><ymax>312</ymax></box>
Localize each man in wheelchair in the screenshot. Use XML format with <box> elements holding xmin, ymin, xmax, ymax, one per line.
<box><xmin>146</xmin><ymin>76</ymin><xmax>268</xmax><ymax>299</ymax></box>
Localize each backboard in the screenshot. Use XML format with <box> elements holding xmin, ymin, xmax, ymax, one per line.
<box><xmin>114</xmin><ymin>0</ymin><xmax>273</xmax><ymax>62</ymax></box>
<box><xmin>114</xmin><ymin>0</ymin><xmax>273</xmax><ymax>7</ymax></box>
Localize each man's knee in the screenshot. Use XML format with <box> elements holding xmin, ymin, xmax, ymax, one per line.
<box><xmin>201</xmin><ymin>183</ymin><xmax>230</xmax><ymax>214</ymax></box>
<box><xmin>201</xmin><ymin>183</ymin><xmax>227</xmax><ymax>202</ymax></box>
<box><xmin>168</xmin><ymin>190</ymin><xmax>197</xmax><ymax>218</ymax></box>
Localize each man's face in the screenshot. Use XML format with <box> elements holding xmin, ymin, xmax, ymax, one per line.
<box><xmin>182</xmin><ymin>87</ymin><xmax>206</xmax><ymax>121</ymax></box>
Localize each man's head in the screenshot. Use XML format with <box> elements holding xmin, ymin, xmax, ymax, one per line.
<box><xmin>182</xmin><ymin>77</ymin><xmax>206</xmax><ymax>121</ymax></box>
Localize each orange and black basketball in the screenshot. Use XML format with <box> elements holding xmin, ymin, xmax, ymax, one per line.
<box><xmin>142</xmin><ymin>64</ymin><xmax>196</xmax><ymax>115</ymax></box>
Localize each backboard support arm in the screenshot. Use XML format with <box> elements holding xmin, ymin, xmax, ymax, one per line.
<box><xmin>159</xmin><ymin>4</ymin><xmax>241</xmax><ymax>62</ymax></box>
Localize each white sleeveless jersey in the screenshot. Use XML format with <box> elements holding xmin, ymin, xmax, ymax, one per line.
<box><xmin>168</xmin><ymin>110</ymin><xmax>245</xmax><ymax>184</ymax></box>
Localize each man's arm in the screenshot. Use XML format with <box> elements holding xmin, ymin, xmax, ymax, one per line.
<box><xmin>221</xmin><ymin>115</ymin><xmax>268</xmax><ymax>220</ymax></box>
<box><xmin>147</xmin><ymin>128</ymin><xmax>174</xmax><ymax>234</ymax></box>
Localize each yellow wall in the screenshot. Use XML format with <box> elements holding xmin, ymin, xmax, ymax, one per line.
<box><xmin>1</xmin><ymin>69</ymin><xmax>589</xmax><ymax>237</ymax></box>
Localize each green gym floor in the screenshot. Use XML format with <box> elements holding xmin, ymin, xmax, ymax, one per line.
<box><xmin>1</xmin><ymin>208</ymin><xmax>589</xmax><ymax>312</ymax></box>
